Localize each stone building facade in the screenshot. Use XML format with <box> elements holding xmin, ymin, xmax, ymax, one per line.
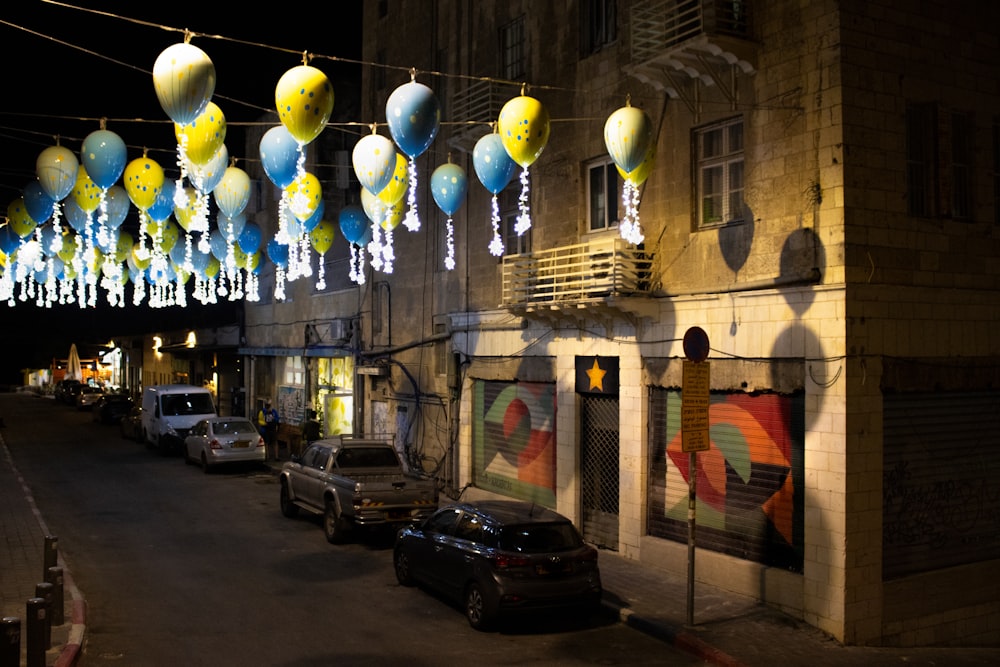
<box><xmin>241</xmin><ymin>0</ymin><xmax>1000</xmax><ymax>647</ymax></box>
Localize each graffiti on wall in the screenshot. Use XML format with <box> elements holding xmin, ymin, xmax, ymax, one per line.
<box><xmin>648</xmin><ymin>389</ymin><xmax>805</xmax><ymax>571</ymax></box>
<box><xmin>472</xmin><ymin>380</ymin><xmax>557</xmax><ymax>507</ymax></box>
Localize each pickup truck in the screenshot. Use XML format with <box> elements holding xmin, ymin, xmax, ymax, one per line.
<box><xmin>278</xmin><ymin>435</ymin><xmax>438</xmax><ymax>543</ymax></box>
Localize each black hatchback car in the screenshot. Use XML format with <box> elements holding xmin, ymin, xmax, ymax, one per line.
<box><xmin>393</xmin><ymin>499</ymin><xmax>602</xmax><ymax>630</ymax></box>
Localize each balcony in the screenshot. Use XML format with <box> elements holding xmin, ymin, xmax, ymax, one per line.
<box><xmin>447</xmin><ymin>79</ymin><xmax>510</xmax><ymax>154</ymax></box>
<box><xmin>501</xmin><ymin>237</ymin><xmax>657</xmax><ymax>324</ymax></box>
<box><xmin>628</xmin><ymin>0</ymin><xmax>756</xmax><ymax>105</ymax></box>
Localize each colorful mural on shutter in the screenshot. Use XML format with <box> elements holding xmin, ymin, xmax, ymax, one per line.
<box><xmin>648</xmin><ymin>388</ymin><xmax>805</xmax><ymax>572</ymax></box>
<box><xmin>472</xmin><ymin>380</ymin><xmax>557</xmax><ymax>507</ymax></box>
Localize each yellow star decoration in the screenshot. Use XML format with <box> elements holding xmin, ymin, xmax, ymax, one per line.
<box><xmin>586</xmin><ymin>359</ymin><xmax>607</xmax><ymax>391</ymax></box>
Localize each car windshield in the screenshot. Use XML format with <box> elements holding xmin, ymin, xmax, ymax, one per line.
<box><xmin>214</xmin><ymin>420</ymin><xmax>257</xmax><ymax>436</ymax></box>
<box><xmin>161</xmin><ymin>393</ymin><xmax>215</xmax><ymax>416</ymax></box>
<box><xmin>498</xmin><ymin>523</ymin><xmax>584</xmax><ymax>553</ymax></box>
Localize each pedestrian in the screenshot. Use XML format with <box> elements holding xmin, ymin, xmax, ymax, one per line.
<box><xmin>302</xmin><ymin>408</ymin><xmax>321</xmax><ymax>446</ymax></box>
<box><xmin>257</xmin><ymin>400</ymin><xmax>280</xmax><ymax>461</ymax></box>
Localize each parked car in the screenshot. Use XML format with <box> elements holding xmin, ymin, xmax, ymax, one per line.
<box><xmin>183</xmin><ymin>416</ymin><xmax>265</xmax><ymax>472</ymax></box>
<box><xmin>54</xmin><ymin>379</ymin><xmax>82</xmax><ymax>404</ymax></box>
<box><xmin>393</xmin><ymin>500</ymin><xmax>603</xmax><ymax>630</ymax></box>
<box><xmin>120</xmin><ymin>405</ymin><xmax>144</xmax><ymax>442</ymax></box>
<box><xmin>75</xmin><ymin>385</ymin><xmax>104</xmax><ymax>410</ymax></box>
<box><xmin>92</xmin><ymin>393</ymin><xmax>134</xmax><ymax>424</ymax></box>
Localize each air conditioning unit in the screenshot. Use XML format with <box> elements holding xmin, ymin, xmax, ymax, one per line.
<box><xmin>328</xmin><ymin>318</ymin><xmax>352</xmax><ymax>344</ymax></box>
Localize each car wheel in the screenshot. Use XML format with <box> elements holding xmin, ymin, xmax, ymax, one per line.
<box><xmin>393</xmin><ymin>548</ymin><xmax>414</xmax><ymax>586</ymax></box>
<box><xmin>279</xmin><ymin>480</ymin><xmax>299</xmax><ymax>518</ymax></box>
<box><xmin>200</xmin><ymin>453</ymin><xmax>211</xmax><ymax>473</ymax></box>
<box><xmin>323</xmin><ymin>499</ymin><xmax>347</xmax><ymax>544</ymax></box>
<box><xmin>465</xmin><ymin>581</ymin><xmax>495</xmax><ymax>631</ymax></box>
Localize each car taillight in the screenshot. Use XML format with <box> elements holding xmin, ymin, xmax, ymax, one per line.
<box><xmin>209</xmin><ymin>439</ymin><xmax>222</xmax><ymax>450</ymax></box>
<box><xmin>491</xmin><ymin>553</ymin><xmax>531</xmax><ymax>570</ymax></box>
<box><xmin>256</xmin><ymin>436</ymin><xmax>265</xmax><ymax>448</ymax></box>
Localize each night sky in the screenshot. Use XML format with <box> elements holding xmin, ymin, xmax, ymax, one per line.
<box><xmin>1</xmin><ymin>2</ymin><xmax>362</xmax><ymax>384</ymax></box>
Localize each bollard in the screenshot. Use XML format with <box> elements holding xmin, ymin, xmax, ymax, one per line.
<box><xmin>33</xmin><ymin>583</ymin><xmax>53</xmax><ymax>651</ymax></box>
<box><xmin>25</xmin><ymin>597</ymin><xmax>47</xmax><ymax>667</ymax></box>
<box><xmin>1</xmin><ymin>617</ymin><xmax>20</xmax><ymax>667</ymax></box>
<box><xmin>46</xmin><ymin>566</ymin><xmax>65</xmax><ymax>626</ymax></box>
<box><xmin>43</xmin><ymin>535</ymin><xmax>58</xmax><ymax>579</ymax></box>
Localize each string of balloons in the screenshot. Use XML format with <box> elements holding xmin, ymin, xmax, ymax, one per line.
<box><xmin>1</xmin><ymin>6</ymin><xmax>657</xmax><ymax>311</ymax></box>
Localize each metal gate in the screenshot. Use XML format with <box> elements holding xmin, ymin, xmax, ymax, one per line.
<box><xmin>581</xmin><ymin>395</ymin><xmax>619</xmax><ymax>550</ymax></box>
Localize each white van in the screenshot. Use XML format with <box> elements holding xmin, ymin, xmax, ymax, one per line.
<box><xmin>142</xmin><ymin>384</ymin><xmax>217</xmax><ymax>454</ymax></box>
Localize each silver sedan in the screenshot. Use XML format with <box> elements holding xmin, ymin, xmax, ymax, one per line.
<box><xmin>183</xmin><ymin>417</ymin><xmax>266</xmax><ymax>473</ymax></box>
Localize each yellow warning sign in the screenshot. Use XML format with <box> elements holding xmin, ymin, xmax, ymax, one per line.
<box><xmin>682</xmin><ymin>361</ymin><xmax>710</xmax><ymax>452</ymax></box>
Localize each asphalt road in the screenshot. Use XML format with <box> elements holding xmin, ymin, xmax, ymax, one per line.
<box><xmin>3</xmin><ymin>393</ymin><xmax>706</xmax><ymax>666</ymax></box>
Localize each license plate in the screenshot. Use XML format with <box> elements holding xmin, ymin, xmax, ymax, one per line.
<box><xmin>233</xmin><ymin>440</ymin><xmax>249</xmax><ymax>448</ymax></box>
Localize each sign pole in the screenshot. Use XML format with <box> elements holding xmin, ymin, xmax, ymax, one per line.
<box><xmin>681</xmin><ymin>326</ymin><xmax>710</xmax><ymax>627</ymax></box>
<box><xmin>687</xmin><ymin>450</ymin><xmax>696</xmax><ymax>626</ymax></box>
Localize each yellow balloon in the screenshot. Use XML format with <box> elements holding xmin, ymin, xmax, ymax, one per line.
<box><xmin>72</xmin><ymin>166</ymin><xmax>102</xmax><ymax>213</ymax></box>
<box><xmin>174</xmin><ymin>101</ymin><xmax>226</xmax><ymax>166</ymax></box>
<box><xmin>377</xmin><ymin>153</ymin><xmax>408</xmax><ymax>206</ymax></box>
<box><xmin>130</xmin><ymin>243</ymin><xmax>151</xmax><ymax>270</ymax></box>
<box><xmin>275</xmin><ymin>65</ymin><xmax>334</xmax><ymax>145</ymax></box>
<box><xmin>57</xmin><ymin>232</ymin><xmax>78</xmax><ymax>263</ymax></box>
<box><xmin>285</xmin><ymin>171</ymin><xmax>322</xmax><ymax>222</ymax></box>
<box><xmin>7</xmin><ymin>198</ymin><xmax>38</xmax><ymax>238</ymax></box>
<box><xmin>617</xmin><ymin>141</ymin><xmax>657</xmax><ymax>186</ymax></box>
<box><xmin>115</xmin><ymin>232</ymin><xmax>134</xmax><ymax>263</ymax></box>
<box><xmin>308</xmin><ymin>219</ymin><xmax>336</xmax><ymax>255</ymax></box>
<box><xmin>173</xmin><ymin>187</ymin><xmax>201</xmax><ymax>231</ymax></box>
<box><xmin>205</xmin><ymin>255</ymin><xmax>220</xmax><ymax>278</ymax></box>
<box><xmin>147</xmin><ymin>218</ymin><xmax>180</xmax><ymax>253</ymax></box>
<box><xmin>497</xmin><ymin>95</ymin><xmax>550</xmax><ymax>168</ymax></box>
<box><xmin>233</xmin><ymin>245</ymin><xmax>248</xmax><ymax>269</ymax></box>
<box><xmin>123</xmin><ymin>157</ymin><xmax>165</xmax><ymax>211</ymax></box>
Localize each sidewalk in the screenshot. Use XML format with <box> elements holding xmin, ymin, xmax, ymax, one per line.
<box><xmin>3</xmin><ymin>420</ymin><xmax>999</xmax><ymax>666</ymax></box>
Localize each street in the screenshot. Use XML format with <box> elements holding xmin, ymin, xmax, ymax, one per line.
<box><xmin>1</xmin><ymin>392</ymin><xmax>704</xmax><ymax>666</ymax></box>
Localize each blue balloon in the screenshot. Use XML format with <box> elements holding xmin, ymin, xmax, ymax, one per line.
<box><xmin>147</xmin><ymin>179</ymin><xmax>177</xmax><ymax>223</ymax></box>
<box><xmin>473</xmin><ymin>133</ymin><xmax>518</xmax><ymax>195</ymax></box>
<box><xmin>63</xmin><ymin>197</ymin><xmax>89</xmax><ymax>234</ymax></box>
<box><xmin>385</xmin><ymin>80</ymin><xmax>440</xmax><ymax>158</ymax></box>
<box><xmin>23</xmin><ymin>181</ymin><xmax>55</xmax><ymax>223</ymax></box>
<box><xmin>266</xmin><ymin>237</ymin><xmax>289</xmax><ymax>268</ymax></box>
<box><xmin>430</xmin><ymin>163</ymin><xmax>467</xmax><ymax>216</ymax></box>
<box><xmin>338</xmin><ymin>204</ymin><xmax>367</xmax><ymax>245</ymax></box>
<box><xmin>81</xmin><ymin>129</ymin><xmax>127</xmax><ymax>190</ymax></box>
<box><xmin>0</xmin><ymin>224</ymin><xmax>21</xmax><ymax>254</ymax></box>
<box><xmin>301</xmin><ymin>199</ymin><xmax>325</xmax><ymax>233</ymax></box>
<box><xmin>260</xmin><ymin>125</ymin><xmax>303</xmax><ymax>189</ymax></box>
<box><xmin>238</xmin><ymin>221</ymin><xmax>263</xmax><ymax>255</ymax></box>
<box><xmin>209</xmin><ymin>228</ymin><xmax>228</xmax><ymax>261</ymax></box>
<box><xmin>104</xmin><ymin>185</ymin><xmax>131</xmax><ymax>229</ymax></box>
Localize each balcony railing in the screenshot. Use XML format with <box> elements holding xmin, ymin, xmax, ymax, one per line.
<box><xmin>629</xmin><ymin>0</ymin><xmax>756</xmax><ymax>101</ymax></box>
<box><xmin>632</xmin><ymin>0</ymin><xmax>750</xmax><ymax>61</ymax></box>
<box><xmin>447</xmin><ymin>79</ymin><xmax>509</xmax><ymax>154</ymax></box>
<box><xmin>501</xmin><ymin>238</ymin><xmax>654</xmax><ymax>314</ymax></box>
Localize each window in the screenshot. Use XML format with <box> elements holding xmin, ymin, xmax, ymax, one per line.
<box><xmin>581</xmin><ymin>0</ymin><xmax>617</xmax><ymax>55</ymax></box>
<box><xmin>501</xmin><ymin>186</ymin><xmax>531</xmax><ymax>255</ymax></box>
<box><xmin>906</xmin><ymin>103</ymin><xmax>936</xmax><ymax>217</ymax></box>
<box><xmin>907</xmin><ymin>104</ymin><xmax>978</xmax><ymax>221</ymax></box>
<box><xmin>283</xmin><ymin>356</ymin><xmax>304</xmax><ymax>386</ymax></box>
<box><xmin>587</xmin><ymin>157</ymin><xmax>621</xmax><ymax>231</ymax></box>
<box><xmin>500</xmin><ymin>16</ymin><xmax>526</xmax><ymax>80</ymax></box>
<box><xmin>951</xmin><ymin>111</ymin><xmax>973</xmax><ymax>219</ymax></box>
<box><xmin>696</xmin><ymin>117</ymin><xmax>744</xmax><ymax>227</ymax></box>
<box><xmin>994</xmin><ymin>118</ymin><xmax>1000</xmax><ymax>225</ymax></box>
